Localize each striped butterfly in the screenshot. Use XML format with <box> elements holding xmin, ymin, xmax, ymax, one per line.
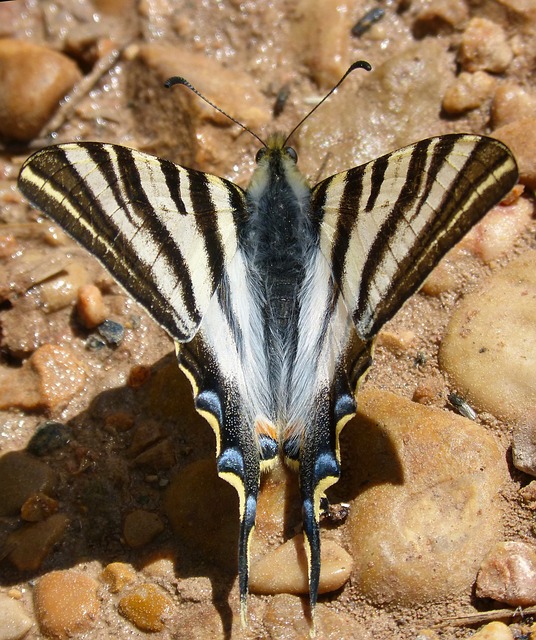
<box><xmin>18</xmin><ymin>61</ymin><xmax>518</xmax><ymax>626</ymax></box>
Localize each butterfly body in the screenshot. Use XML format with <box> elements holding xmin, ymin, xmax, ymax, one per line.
<box><xmin>18</xmin><ymin>129</ymin><xmax>518</xmax><ymax>624</ymax></box>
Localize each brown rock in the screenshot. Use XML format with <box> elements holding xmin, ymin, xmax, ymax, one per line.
<box><xmin>38</xmin><ymin>262</ymin><xmax>89</xmax><ymax>312</ymax></box>
<box><xmin>440</xmin><ymin>252</ymin><xmax>536</xmax><ymax>424</ymax></box>
<box><xmin>342</xmin><ymin>388</ymin><xmax>506</xmax><ymax>605</ymax></box>
<box><xmin>491</xmin><ymin>84</ymin><xmax>536</xmax><ymax>129</ymax></box>
<box><xmin>493</xmin><ymin>118</ymin><xmax>536</xmax><ymax>190</ymax></box>
<box><xmin>0</xmin><ymin>451</ymin><xmax>57</xmax><ymax>516</ymax></box>
<box><xmin>471</xmin><ymin>622</ymin><xmax>514</xmax><ymax>640</ymax></box>
<box><xmin>442</xmin><ymin>71</ymin><xmax>496</xmax><ymax>114</ymax></box>
<box><xmin>76</xmin><ymin>283</ymin><xmax>107</xmax><ymax>329</ymax></box>
<box><xmin>20</xmin><ymin>492</ymin><xmax>59</xmax><ymax>522</ymax></box>
<box><xmin>101</xmin><ymin>562</ymin><xmax>136</xmax><ymax>593</ymax></box>
<box><xmin>249</xmin><ymin>534</ymin><xmax>353</xmax><ymax>596</ymax></box>
<box><xmin>34</xmin><ymin>570</ymin><xmax>100</xmax><ymax>640</ymax></box>
<box><xmin>31</xmin><ymin>344</ymin><xmax>87</xmax><ymax>411</ymax></box>
<box><xmin>6</xmin><ymin>514</ymin><xmax>69</xmax><ymax>572</ymax></box>
<box><xmin>123</xmin><ymin>509</ymin><xmax>165</xmax><ymax>548</ymax></box>
<box><xmin>512</xmin><ymin>415</ymin><xmax>536</xmax><ymax>476</ymax></box>
<box><xmin>476</xmin><ymin>541</ymin><xmax>536</xmax><ymax>606</ymax></box>
<box><xmin>459</xmin><ymin>18</ymin><xmax>513</xmax><ymax>73</ymax></box>
<box><xmin>118</xmin><ymin>583</ymin><xmax>173</xmax><ymax>632</ymax></box>
<box><xmin>0</xmin><ymin>39</ymin><xmax>81</xmax><ymax>141</ymax></box>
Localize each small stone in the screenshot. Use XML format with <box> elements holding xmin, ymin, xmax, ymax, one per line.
<box><xmin>442</xmin><ymin>71</ymin><xmax>496</xmax><ymax>114</ymax></box>
<box><xmin>20</xmin><ymin>492</ymin><xmax>59</xmax><ymax>522</ymax></box>
<box><xmin>249</xmin><ymin>534</ymin><xmax>353</xmax><ymax>596</ymax></box>
<box><xmin>493</xmin><ymin>118</ymin><xmax>536</xmax><ymax>190</ymax></box>
<box><xmin>76</xmin><ymin>284</ymin><xmax>107</xmax><ymax>329</ymax></box>
<box><xmin>27</xmin><ymin>421</ymin><xmax>73</xmax><ymax>456</ymax></box>
<box><xmin>0</xmin><ymin>593</ymin><xmax>33</xmax><ymax>640</ymax></box>
<box><xmin>34</xmin><ymin>570</ymin><xmax>100</xmax><ymax>640</ymax></box>
<box><xmin>476</xmin><ymin>541</ymin><xmax>536</xmax><ymax>606</ymax></box>
<box><xmin>118</xmin><ymin>583</ymin><xmax>173</xmax><ymax>632</ymax></box>
<box><xmin>123</xmin><ymin>509</ymin><xmax>165</xmax><ymax>548</ymax></box>
<box><xmin>6</xmin><ymin>514</ymin><xmax>69</xmax><ymax>572</ymax></box>
<box><xmin>470</xmin><ymin>621</ymin><xmax>514</xmax><ymax>639</ymax></box>
<box><xmin>132</xmin><ymin>438</ymin><xmax>176</xmax><ymax>470</ymax></box>
<box><xmin>519</xmin><ymin>480</ymin><xmax>536</xmax><ymax>508</ymax></box>
<box><xmin>491</xmin><ymin>83</ymin><xmax>536</xmax><ymax>129</ymax></box>
<box><xmin>0</xmin><ymin>39</ymin><xmax>82</xmax><ymax>141</ymax></box>
<box><xmin>127</xmin><ymin>364</ymin><xmax>152</xmax><ymax>389</ymax></box>
<box><xmin>439</xmin><ymin>252</ymin><xmax>536</xmax><ymax>424</ymax></box>
<box><xmin>412</xmin><ymin>0</ymin><xmax>468</xmax><ymax>33</ymax></box>
<box><xmin>39</xmin><ymin>262</ymin><xmax>89</xmax><ymax>312</ymax></box>
<box><xmin>97</xmin><ymin>319</ymin><xmax>125</xmax><ymax>345</ymax></box>
<box><xmin>343</xmin><ymin>388</ymin><xmax>506</xmax><ymax>605</ymax></box>
<box><xmin>512</xmin><ymin>416</ymin><xmax>536</xmax><ymax>476</ymax></box>
<box><xmin>0</xmin><ymin>451</ymin><xmax>57</xmax><ymax>516</ymax></box>
<box><xmin>459</xmin><ymin>18</ymin><xmax>513</xmax><ymax>73</ymax></box>
<box><xmin>376</xmin><ymin>328</ymin><xmax>416</xmax><ymax>352</ymax></box>
<box><xmin>264</xmin><ymin>594</ymin><xmax>372</xmax><ymax>640</ymax></box>
<box><xmin>101</xmin><ymin>562</ymin><xmax>136</xmax><ymax>593</ymax></box>
<box><xmin>104</xmin><ymin>411</ymin><xmax>135</xmax><ymax>432</ymax></box>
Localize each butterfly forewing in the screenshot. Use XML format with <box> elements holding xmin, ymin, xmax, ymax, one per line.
<box><xmin>18</xmin><ymin>142</ymin><xmax>246</xmax><ymax>342</ymax></box>
<box><xmin>313</xmin><ymin>134</ymin><xmax>518</xmax><ymax>339</ymax></box>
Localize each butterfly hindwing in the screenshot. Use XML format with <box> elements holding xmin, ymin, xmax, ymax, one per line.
<box><xmin>18</xmin><ymin>142</ymin><xmax>247</xmax><ymax>342</ymax></box>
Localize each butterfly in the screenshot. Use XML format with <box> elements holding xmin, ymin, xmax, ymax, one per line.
<box><xmin>17</xmin><ymin>61</ymin><xmax>518</xmax><ymax>627</ymax></box>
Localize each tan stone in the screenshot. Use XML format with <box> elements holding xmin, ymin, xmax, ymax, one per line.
<box><xmin>0</xmin><ymin>451</ymin><xmax>57</xmax><ymax>516</ymax></box>
<box><xmin>34</xmin><ymin>570</ymin><xmax>100</xmax><ymax>640</ymax></box>
<box><xmin>118</xmin><ymin>583</ymin><xmax>173</xmax><ymax>632</ymax></box>
<box><xmin>0</xmin><ymin>39</ymin><xmax>81</xmax><ymax>141</ymax></box>
<box><xmin>459</xmin><ymin>18</ymin><xmax>513</xmax><ymax>73</ymax></box>
<box><xmin>76</xmin><ymin>283</ymin><xmax>107</xmax><ymax>329</ymax></box>
<box><xmin>440</xmin><ymin>252</ymin><xmax>536</xmax><ymax>424</ymax></box>
<box><xmin>470</xmin><ymin>621</ymin><xmax>514</xmax><ymax>640</ymax></box>
<box><xmin>7</xmin><ymin>514</ymin><xmax>69</xmax><ymax>572</ymax></box>
<box><xmin>343</xmin><ymin>388</ymin><xmax>506</xmax><ymax>604</ymax></box>
<box><xmin>123</xmin><ymin>509</ymin><xmax>165</xmax><ymax>548</ymax></box>
<box><xmin>249</xmin><ymin>534</ymin><xmax>353</xmax><ymax>595</ymax></box>
<box><xmin>101</xmin><ymin>562</ymin><xmax>136</xmax><ymax>593</ymax></box>
<box><xmin>493</xmin><ymin>118</ymin><xmax>536</xmax><ymax>189</ymax></box>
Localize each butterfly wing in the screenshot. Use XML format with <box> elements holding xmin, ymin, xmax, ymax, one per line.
<box><xmin>18</xmin><ymin>142</ymin><xmax>247</xmax><ymax>342</ymax></box>
<box><xmin>314</xmin><ymin>134</ymin><xmax>518</xmax><ymax>339</ymax></box>
<box><xmin>298</xmin><ymin>134</ymin><xmax>518</xmax><ymax>614</ymax></box>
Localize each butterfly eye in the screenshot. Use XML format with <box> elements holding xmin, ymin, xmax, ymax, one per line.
<box><xmin>285</xmin><ymin>146</ymin><xmax>298</xmax><ymax>162</ymax></box>
<box><xmin>255</xmin><ymin>148</ymin><xmax>267</xmax><ymax>163</ymax></box>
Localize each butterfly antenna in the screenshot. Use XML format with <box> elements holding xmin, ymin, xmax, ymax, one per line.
<box><xmin>165</xmin><ymin>76</ymin><xmax>267</xmax><ymax>148</ymax></box>
<box><xmin>284</xmin><ymin>60</ymin><xmax>372</xmax><ymax>146</ymax></box>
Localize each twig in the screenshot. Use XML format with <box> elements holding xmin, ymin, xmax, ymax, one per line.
<box><xmin>434</xmin><ymin>605</ymin><xmax>536</xmax><ymax>628</ymax></box>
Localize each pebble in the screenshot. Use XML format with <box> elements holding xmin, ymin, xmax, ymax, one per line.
<box><xmin>20</xmin><ymin>492</ymin><xmax>59</xmax><ymax>522</ymax></box>
<box><xmin>442</xmin><ymin>71</ymin><xmax>496</xmax><ymax>114</ymax></box>
<box><xmin>6</xmin><ymin>514</ymin><xmax>69</xmax><ymax>571</ymax></box>
<box><xmin>412</xmin><ymin>0</ymin><xmax>468</xmax><ymax>32</ymax></box>
<box><xmin>249</xmin><ymin>534</ymin><xmax>353</xmax><ymax>596</ymax></box>
<box><xmin>263</xmin><ymin>594</ymin><xmax>372</xmax><ymax>640</ymax></box>
<box><xmin>38</xmin><ymin>262</ymin><xmax>89</xmax><ymax>312</ymax></box>
<box><xmin>493</xmin><ymin>118</ymin><xmax>536</xmax><ymax>189</ymax></box>
<box><xmin>118</xmin><ymin>583</ymin><xmax>173</xmax><ymax>632</ymax></box>
<box><xmin>34</xmin><ymin>570</ymin><xmax>100</xmax><ymax>640</ymax></box>
<box><xmin>0</xmin><ymin>344</ymin><xmax>86</xmax><ymax>411</ymax></box>
<box><xmin>343</xmin><ymin>388</ymin><xmax>506</xmax><ymax>605</ymax></box>
<box><xmin>439</xmin><ymin>252</ymin><xmax>536</xmax><ymax>425</ymax></box>
<box><xmin>512</xmin><ymin>415</ymin><xmax>536</xmax><ymax>476</ymax></box>
<box><xmin>470</xmin><ymin>621</ymin><xmax>514</xmax><ymax>639</ymax></box>
<box><xmin>26</xmin><ymin>421</ymin><xmax>73</xmax><ymax>456</ymax></box>
<box><xmin>461</xmin><ymin>197</ymin><xmax>534</xmax><ymax>264</ymax></box>
<box><xmin>459</xmin><ymin>18</ymin><xmax>513</xmax><ymax>73</ymax></box>
<box><xmin>0</xmin><ymin>593</ymin><xmax>33</xmax><ymax>640</ymax></box>
<box><xmin>123</xmin><ymin>509</ymin><xmax>165</xmax><ymax>548</ymax></box>
<box><xmin>163</xmin><ymin>458</ymin><xmax>239</xmax><ymax>572</ymax></box>
<box><xmin>97</xmin><ymin>319</ymin><xmax>125</xmax><ymax>346</ymax></box>
<box><xmin>76</xmin><ymin>283</ymin><xmax>107</xmax><ymax>329</ymax></box>
<box><xmin>0</xmin><ymin>39</ymin><xmax>82</xmax><ymax>141</ymax></box>
<box><xmin>0</xmin><ymin>451</ymin><xmax>57</xmax><ymax>516</ymax></box>
<box><xmin>519</xmin><ymin>480</ymin><xmax>536</xmax><ymax>508</ymax></box>
<box><xmin>491</xmin><ymin>83</ymin><xmax>536</xmax><ymax>128</ymax></box>
<box><xmin>476</xmin><ymin>541</ymin><xmax>536</xmax><ymax>606</ymax></box>
<box><xmin>101</xmin><ymin>562</ymin><xmax>136</xmax><ymax>593</ymax></box>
